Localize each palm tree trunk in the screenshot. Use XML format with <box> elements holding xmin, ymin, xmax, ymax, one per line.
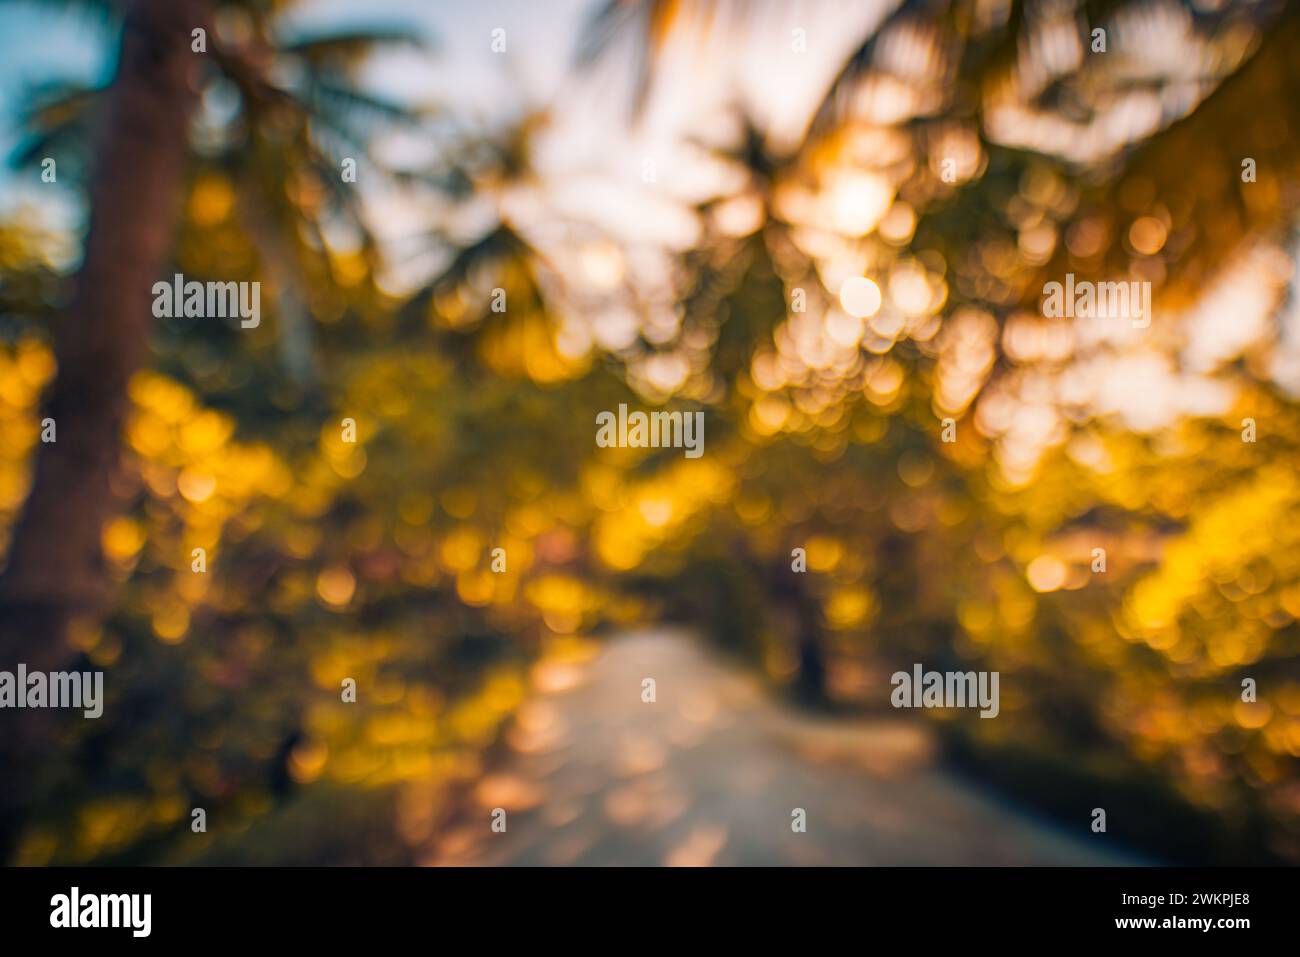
<box><xmin>0</xmin><ymin>0</ymin><xmax>204</xmax><ymax>662</ymax></box>
<box><xmin>0</xmin><ymin>0</ymin><xmax>205</xmax><ymax>861</ymax></box>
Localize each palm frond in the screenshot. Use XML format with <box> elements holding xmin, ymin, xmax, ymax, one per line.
<box><xmin>9</xmin><ymin>80</ymin><xmax>102</xmax><ymax>171</ymax></box>
<box><xmin>435</xmin><ymin>222</ymin><xmax>533</xmax><ymax>295</ymax></box>
<box><xmin>805</xmin><ymin>0</ymin><xmax>942</xmax><ymax>144</ymax></box>
<box><xmin>574</xmin><ymin>0</ymin><xmax>696</xmax><ymax>118</ymax></box>
<box><xmin>302</xmin><ymin>77</ymin><xmax>423</xmax><ymax>131</ymax></box>
<box><xmin>279</xmin><ymin>25</ymin><xmax>429</xmax><ymax>72</ymax></box>
<box><xmin>1047</xmin><ymin>0</ymin><xmax>1300</xmax><ymax>299</ymax></box>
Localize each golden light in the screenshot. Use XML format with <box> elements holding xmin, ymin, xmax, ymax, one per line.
<box><xmin>825</xmin><ymin>586</ymin><xmax>876</xmax><ymax>629</ymax></box>
<box><xmin>839</xmin><ymin>276</ymin><xmax>883</xmax><ymax>319</ymax></box>
<box><xmin>638</xmin><ymin>498</ymin><xmax>674</xmax><ymax>527</ymax></box>
<box><xmin>711</xmin><ymin>192</ymin><xmax>765</xmax><ymax>237</ymax></box>
<box><xmin>102</xmin><ymin>517</ymin><xmax>146</xmax><ymax>562</ymax></box>
<box><xmin>152</xmin><ymin>604</ymin><xmax>190</xmax><ymax>644</ymax></box>
<box><xmin>316</xmin><ymin>566</ymin><xmax>357</xmax><ymax>607</ymax></box>
<box><xmin>1129</xmin><ymin>216</ymin><xmax>1168</xmax><ymax>256</ymax></box>
<box><xmin>188</xmin><ymin>174</ymin><xmax>234</xmax><ymax>227</ymax></box>
<box><xmin>1234</xmin><ymin>699</ymin><xmax>1272</xmax><ymax>730</ymax></box>
<box><xmin>888</xmin><ymin>261</ymin><xmax>934</xmax><ymax>316</ymax></box>
<box><xmin>579</xmin><ymin>241</ymin><xmax>625</xmax><ymax>291</ymax></box>
<box><xmin>879</xmin><ymin>201</ymin><xmax>917</xmax><ymax>244</ymax></box>
<box><xmin>828</xmin><ymin>171</ymin><xmax>892</xmax><ymax>236</ymax></box>
<box><xmin>825</xmin><ymin>308</ymin><xmax>864</xmax><ymax>348</ymax></box>
<box><xmin>177</xmin><ymin>468</ymin><xmax>217</xmax><ymax>504</ymax></box>
<box><xmin>1026</xmin><ymin>555</ymin><xmax>1068</xmax><ymax>593</ymax></box>
<box><xmin>1018</xmin><ymin>222</ymin><xmax>1057</xmax><ymax>264</ymax></box>
<box><xmin>749</xmin><ymin>395</ymin><xmax>791</xmax><ymax>435</ymax></box>
<box><xmin>290</xmin><ymin>738</ymin><xmax>329</xmax><ymax>784</ymax></box>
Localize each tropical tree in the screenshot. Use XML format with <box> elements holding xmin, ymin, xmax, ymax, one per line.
<box><xmin>1</xmin><ymin>0</ymin><xmax>422</xmax><ymax>663</ymax></box>
<box><xmin>0</xmin><ymin>0</ymin><xmax>423</xmax><ymax>859</ymax></box>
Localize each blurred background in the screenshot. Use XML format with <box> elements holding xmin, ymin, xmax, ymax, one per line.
<box><xmin>0</xmin><ymin>0</ymin><xmax>1297</xmax><ymax>866</ymax></box>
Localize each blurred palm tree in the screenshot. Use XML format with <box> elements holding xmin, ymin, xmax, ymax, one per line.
<box><xmin>1</xmin><ymin>0</ymin><xmax>425</xmax><ymax>665</ymax></box>
<box><xmin>0</xmin><ymin>0</ymin><xmax>424</xmax><ymax>860</ymax></box>
<box><xmin>581</xmin><ymin>0</ymin><xmax>1300</xmax><ymax>359</ymax></box>
<box><xmin>405</xmin><ymin>111</ymin><xmax>590</xmax><ymax>385</ymax></box>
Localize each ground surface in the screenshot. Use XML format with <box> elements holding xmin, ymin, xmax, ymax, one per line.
<box><xmin>428</xmin><ymin>629</ymin><xmax>1141</xmax><ymax>866</ymax></box>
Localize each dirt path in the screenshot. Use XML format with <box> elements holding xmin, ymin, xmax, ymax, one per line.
<box><xmin>428</xmin><ymin>628</ymin><xmax>1141</xmax><ymax>866</ymax></box>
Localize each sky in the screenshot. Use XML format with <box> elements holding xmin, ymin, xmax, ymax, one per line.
<box><xmin>0</xmin><ymin>0</ymin><xmax>889</xmax><ymax>245</ymax></box>
<box><xmin>0</xmin><ymin>2</ymin><xmax>112</xmax><ymax>241</ymax></box>
<box><xmin>0</xmin><ymin>0</ymin><xmax>584</xmax><ymax>227</ymax></box>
